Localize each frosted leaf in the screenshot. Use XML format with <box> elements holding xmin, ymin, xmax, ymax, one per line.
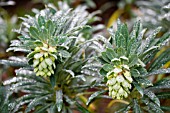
<box><xmin>0</xmin><ymin>59</ymin><xmax>28</xmax><ymax>67</ymax></box>
<box><xmin>6</xmin><ymin>47</ymin><xmax>31</xmax><ymax>53</ymax></box>
<box><xmin>146</xmin><ymin>68</ymin><xmax>170</xmax><ymax>76</ymax></box>
<box><xmin>95</xmin><ymin>35</ymin><xmax>113</xmax><ymax>48</ymax></box>
<box><xmin>81</xmin><ymin>69</ymin><xmax>97</xmax><ymax>76</ymax></box>
<box><xmin>74</xmin><ymin>75</ymin><xmax>86</xmax><ymax>81</ymax></box>
<box><xmin>3</xmin><ymin>77</ymin><xmax>28</xmax><ymax>85</ymax></box>
<box><xmin>63</xmin><ymin>69</ymin><xmax>75</xmax><ymax>78</ymax></box>
<box><xmin>151</xmin><ymin>78</ymin><xmax>170</xmax><ymax>89</ymax></box>
<box><xmin>144</xmin><ymin>27</ymin><xmax>162</xmax><ymax>50</ymax></box>
<box><xmin>10</xmin><ymin>40</ymin><xmax>22</xmax><ymax>47</ymax></box>
<box><xmin>25</xmin><ymin>94</ymin><xmax>52</xmax><ymax>113</ymax></box>
<box><xmin>15</xmin><ymin>68</ymin><xmax>35</xmax><ymax>76</ymax></box>
<box><xmin>144</xmin><ymin>90</ymin><xmax>160</xmax><ymax>106</ymax></box>
<box><xmin>9</xmin><ymin>56</ymin><xmax>27</xmax><ymax>62</ymax></box>
<box><xmin>56</xmin><ymin>90</ymin><xmax>63</xmax><ymax>112</ymax></box>
<box><xmin>82</xmin><ymin>63</ymin><xmax>102</xmax><ymax>69</ymax></box>
<box><xmin>91</xmin><ymin>41</ymin><xmax>105</xmax><ymax>51</ymax></box>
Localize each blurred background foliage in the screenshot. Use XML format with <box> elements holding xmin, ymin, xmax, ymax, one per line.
<box><xmin>0</xmin><ymin>0</ymin><xmax>169</xmax><ymax>113</ymax></box>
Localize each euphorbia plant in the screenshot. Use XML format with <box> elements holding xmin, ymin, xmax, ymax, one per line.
<box><xmin>86</xmin><ymin>20</ymin><xmax>170</xmax><ymax>112</ymax></box>
<box><xmin>0</xmin><ymin>2</ymin><xmax>170</xmax><ymax>113</ymax></box>
<box><xmin>0</xmin><ymin>4</ymin><xmax>96</xmax><ymax>113</ymax></box>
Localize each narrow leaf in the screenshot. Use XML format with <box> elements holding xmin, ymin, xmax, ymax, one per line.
<box><xmin>29</xmin><ymin>27</ymin><xmax>40</xmax><ymax>40</ymax></box>
<box><xmin>86</xmin><ymin>90</ymin><xmax>106</xmax><ymax>106</ymax></box>
<box><xmin>133</xmin><ymin>81</ymin><xmax>144</xmax><ymax>97</ymax></box>
<box><xmin>144</xmin><ymin>90</ymin><xmax>160</xmax><ymax>106</ymax></box>
<box><xmin>133</xmin><ymin>99</ymin><xmax>142</xmax><ymax>113</ymax></box>
<box><xmin>156</xmin><ymin>92</ymin><xmax>170</xmax><ymax>99</ymax></box>
<box><xmin>56</xmin><ymin>90</ymin><xmax>63</xmax><ymax>112</ymax></box>
<box><xmin>76</xmin><ymin>102</ymin><xmax>90</xmax><ymax>113</ymax></box>
<box><xmin>102</xmin><ymin>64</ymin><xmax>113</xmax><ymax>72</ymax></box>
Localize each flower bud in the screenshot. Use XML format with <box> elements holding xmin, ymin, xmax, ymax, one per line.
<box><xmin>31</xmin><ymin>44</ymin><xmax>57</xmax><ymax>77</ymax></box>
<box><xmin>34</xmin><ymin>53</ymin><xmax>43</xmax><ymax>59</ymax></box>
<box><xmin>106</xmin><ymin>56</ymin><xmax>133</xmax><ymax>99</ymax></box>
<box><xmin>116</xmin><ymin>75</ymin><xmax>124</xmax><ymax>83</ymax></box>
<box><xmin>35</xmin><ymin>47</ymin><xmax>41</xmax><ymax>52</ymax></box>
<box><xmin>113</xmin><ymin>83</ymin><xmax>120</xmax><ymax>90</ymax></box>
<box><xmin>107</xmin><ymin>78</ymin><xmax>116</xmax><ymax>85</ymax></box>
<box><xmin>49</xmin><ymin>47</ymin><xmax>57</xmax><ymax>53</ymax></box>
<box><xmin>44</xmin><ymin>52</ymin><xmax>48</xmax><ymax>57</ymax></box>
<box><xmin>113</xmin><ymin>67</ymin><xmax>122</xmax><ymax>74</ymax></box>
<box><xmin>45</xmin><ymin>58</ymin><xmax>53</xmax><ymax>66</ymax></box>
<box><xmin>33</xmin><ymin>59</ymin><xmax>39</xmax><ymax>67</ymax></box>
<box><xmin>41</xmin><ymin>61</ymin><xmax>47</xmax><ymax>68</ymax></box>
<box><xmin>43</xmin><ymin>43</ymin><xmax>48</xmax><ymax>48</ymax></box>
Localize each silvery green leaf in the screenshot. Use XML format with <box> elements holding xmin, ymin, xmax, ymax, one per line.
<box><xmin>15</xmin><ymin>69</ymin><xmax>47</xmax><ymax>83</ymax></box>
<box><xmin>101</xmin><ymin>52</ymin><xmax>110</xmax><ymax>63</ymax></box>
<box><xmin>25</xmin><ymin>94</ymin><xmax>52</xmax><ymax>113</ymax></box>
<box><xmin>142</xmin><ymin>98</ymin><xmax>163</xmax><ymax>113</ymax></box>
<box><xmin>58</xmin><ymin>50</ymin><xmax>70</xmax><ymax>58</ymax></box>
<box><xmin>64</xmin><ymin>95</ymin><xmax>75</xmax><ymax>105</ymax></box>
<box><xmin>128</xmin><ymin>54</ymin><xmax>138</xmax><ymax>67</ymax></box>
<box><xmin>0</xmin><ymin>59</ymin><xmax>28</xmax><ymax>67</ymax></box>
<box><xmin>86</xmin><ymin>90</ymin><xmax>106</xmax><ymax>106</ymax></box>
<box><xmin>3</xmin><ymin>77</ymin><xmax>27</xmax><ymax>85</ymax></box>
<box><xmin>135</xmin><ymin>77</ymin><xmax>153</xmax><ymax>87</ymax></box>
<box><xmin>106</xmin><ymin>48</ymin><xmax>117</xmax><ymax>60</ymax></box>
<box><xmin>133</xmin><ymin>99</ymin><xmax>142</xmax><ymax>113</ymax></box>
<box><xmin>29</xmin><ymin>27</ymin><xmax>40</xmax><ymax>40</ymax></box>
<box><xmin>146</xmin><ymin>68</ymin><xmax>170</xmax><ymax>76</ymax></box>
<box><xmin>6</xmin><ymin>47</ymin><xmax>31</xmax><ymax>53</ymax></box>
<box><xmin>133</xmin><ymin>81</ymin><xmax>144</xmax><ymax>97</ymax></box>
<box><xmin>82</xmin><ymin>63</ymin><xmax>102</xmax><ymax>69</ymax></box>
<box><xmin>130</xmin><ymin>20</ymin><xmax>141</xmax><ymax>39</ymax></box>
<box><xmin>144</xmin><ymin>90</ymin><xmax>160</xmax><ymax>106</ymax></box>
<box><xmin>56</xmin><ymin>90</ymin><xmax>63</xmax><ymax>112</ymax></box>
<box><xmin>38</xmin><ymin>16</ymin><xmax>45</xmax><ymax>27</ymax></box>
<box><xmin>143</xmin><ymin>27</ymin><xmax>162</xmax><ymax>51</ymax></box>
<box><xmin>151</xmin><ymin>78</ymin><xmax>170</xmax><ymax>89</ymax></box>
<box><xmin>155</xmin><ymin>33</ymin><xmax>170</xmax><ymax>47</ymax></box>
<box><xmin>130</xmin><ymin>69</ymin><xmax>140</xmax><ymax>77</ymax></box>
<box><xmin>45</xmin><ymin>20</ymin><xmax>55</xmax><ymax>38</ymax></box>
<box><xmin>63</xmin><ymin>69</ymin><xmax>75</xmax><ymax>77</ymax></box>
<box><xmin>102</xmin><ymin>64</ymin><xmax>113</xmax><ymax>72</ymax></box>
<box><xmin>81</xmin><ymin>68</ymin><xmax>98</xmax><ymax>76</ymax></box>
<box><xmin>148</xmin><ymin>48</ymin><xmax>170</xmax><ymax>71</ymax></box>
<box><xmin>156</xmin><ymin>92</ymin><xmax>170</xmax><ymax>99</ymax></box>
<box><xmin>95</xmin><ymin>35</ymin><xmax>113</xmax><ymax>48</ymax></box>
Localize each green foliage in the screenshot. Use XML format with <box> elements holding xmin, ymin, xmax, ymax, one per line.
<box><xmin>86</xmin><ymin>20</ymin><xmax>170</xmax><ymax>112</ymax></box>
<box><xmin>0</xmin><ymin>1</ymin><xmax>170</xmax><ymax>113</ymax></box>
<box><xmin>136</xmin><ymin>0</ymin><xmax>170</xmax><ymax>33</ymax></box>
<box><xmin>0</xmin><ymin>3</ymin><xmax>95</xmax><ymax>112</ymax></box>
<box><xmin>0</xmin><ymin>86</ymin><xmax>9</xmax><ymax>113</ymax></box>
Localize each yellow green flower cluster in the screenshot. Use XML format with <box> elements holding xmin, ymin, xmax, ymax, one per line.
<box><xmin>106</xmin><ymin>57</ymin><xmax>133</xmax><ymax>99</ymax></box>
<box><xmin>33</xmin><ymin>43</ymin><xmax>57</xmax><ymax>77</ymax></box>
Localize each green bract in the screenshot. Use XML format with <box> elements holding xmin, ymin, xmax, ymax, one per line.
<box><xmin>106</xmin><ymin>56</ymin><xmax>132</xmax><ymax>99</ymax></box>
<box><xmin>28</xmin><ymin>43</ymin><xmax>57</xmax><ymax>77</ymax></box>
<box><xmin>99</xmin><ymin>46</ymin><xmax>146</xmax><ymax>99</ymax></box>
